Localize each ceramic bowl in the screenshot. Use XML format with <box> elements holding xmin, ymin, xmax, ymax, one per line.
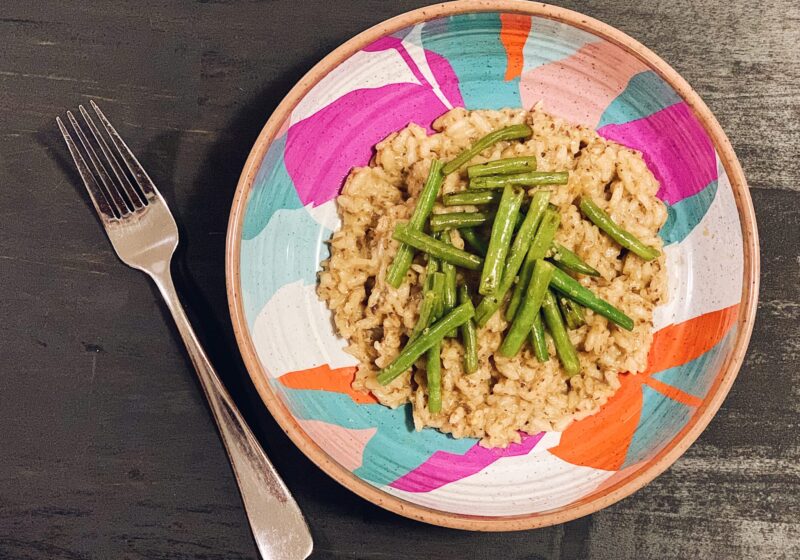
<box><xmin>225</xmin><ymin>0</ymin><xmax>758</xmax><ymax>530</ymax></box>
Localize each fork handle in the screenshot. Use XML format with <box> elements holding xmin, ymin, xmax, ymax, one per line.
<box><xmin>150</xmin><ymin>268</ymin><xmax>313</xmax><ymax>560</ymax></box>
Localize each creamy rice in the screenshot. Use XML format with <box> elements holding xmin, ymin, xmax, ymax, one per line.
<box><xmin>318</xmin><ymin>107</ymin><xmax>667</xmax><ymax>447</ymax></box>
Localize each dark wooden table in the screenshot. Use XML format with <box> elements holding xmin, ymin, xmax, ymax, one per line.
<box><xmin>1</xmin><ymin>1</ymin><xmax>798</xmax><ymax>558</ymax></box>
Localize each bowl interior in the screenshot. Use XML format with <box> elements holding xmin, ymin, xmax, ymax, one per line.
<box><xmin>232</xmin><ymin>10</ymin><xmax>746</xmax><ymax>523</ymax></box>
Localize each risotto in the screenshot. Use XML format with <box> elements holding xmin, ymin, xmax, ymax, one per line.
<box><xmin>318</xmin><ymin>106</ymin><xmax>667</xmax><ymax>447</ymax></box>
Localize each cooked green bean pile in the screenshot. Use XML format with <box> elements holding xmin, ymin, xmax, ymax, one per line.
<box><xmin>379</xmin><ymin>125</ymin><xmax>660</xmax><ymax>412</ymax></box>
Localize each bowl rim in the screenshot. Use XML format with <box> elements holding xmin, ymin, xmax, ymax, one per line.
<box><xmin>225</xmin><ymin>0</ymin><xmax>759</xmax><ymax>531</ymax></box>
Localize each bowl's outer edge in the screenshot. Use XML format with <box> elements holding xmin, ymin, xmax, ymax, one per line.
<box><xmin>224</xmin><ymin>0</ymin><xmax>759</xmax><ymax>531</ymax></box>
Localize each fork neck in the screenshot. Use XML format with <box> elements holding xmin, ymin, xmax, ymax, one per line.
<box><xmin>149</xmin><ymin>266</ymin><xmax>225</xmax><ymax>394</ymax></box>
<box><xmin>148</xmin><ymin>266</ymin><xmax>180</xmax><ymax>315</ymax></box>
<box><xmin>148</xmin><ymin>268</ymin><xmax>205</xmax><ymax>357</ymax></box>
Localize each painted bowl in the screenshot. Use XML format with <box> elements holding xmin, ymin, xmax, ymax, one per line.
<box><xmin>225</xmin><ymin>1</ymin><xmax>758</xmax><ymax>530</ymax></box>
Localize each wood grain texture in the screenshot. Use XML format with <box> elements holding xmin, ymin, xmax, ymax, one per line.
<box><xmin>0</xmin><ymin>1</ymin><xmax>796</xmax><ymax>558</ymax></box>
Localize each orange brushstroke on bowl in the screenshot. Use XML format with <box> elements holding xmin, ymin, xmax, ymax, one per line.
<box><xmin>550</xmin><ymin>375</ymin><xmax>644</xmax><ymax>471</ymax></box>
<box><xmin>499</xmin><ymin>14</ymin><xmax>531</xmax><ymax>81</ymax></box>
<box><xmin>550</xmin><ymin>304</ymin><xmax>738</xmax><ymax>470</ymax></box>
<box><xmin>278</xmin><ymin>364</ymin><xmax>378</xmax><ymax>404</ymax></box>
<box><xmin>643</xmin><ymin>377</ymin><xmax>702</xmax><ymax>407</ymax></box>
<box><xmin>644</xmin><ymin>304</ymin><xmax>738</xmax><ymax>375</ymax></box>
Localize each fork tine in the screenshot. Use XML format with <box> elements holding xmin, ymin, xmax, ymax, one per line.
<box><xmin>89</xmin><ymin>100</ymin><xmax>157</xmax><ymax>198</ymax></box>
<box><xmin>66</xmin><ymin>110</ymin><xmax>130</xmax><ymax>216</ymax></box>
<box><xmin>79</xmin><ymin>105</ymin><xmax>147</xmax><ymax>209</ymax></box>
<box><xmin>57</xmin><ymin>116</ymin><xmax>118</xmax><ymax>221</ymax></box>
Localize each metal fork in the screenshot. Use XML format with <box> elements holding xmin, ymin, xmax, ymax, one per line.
<box><xmin>57</xmin><ymin>101</ymin><xmax>313</xmax><ymax>560</ymax></box>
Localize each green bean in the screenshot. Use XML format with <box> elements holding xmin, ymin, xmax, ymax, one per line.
<box><xmin>409</xmin><ymin>291</ymin><xmax>436</xmax><ymax>343</ymax></box>
<box><xmin>426</xmin><ymin>342</ymin><xmax>442</xmax><ymax>413</ymax></box>
<box><xmin>479</xmin><ymin>185</ymin><xmax>524</xmax><ymax>295</ymax></box>
<box><xmin>550</xmin><ymin>243</ymin><xmax>600</xmax><ymax>276</ymax></box>
<box><xmin>558</xmin><ymin>296</ymin><xmax>585</xmax><ymax>330</ymax></box>
<box><xmin>443</xmin><ymin>190</ymin><xmax>500</xmax><ymax>207</ymax></box>
<box><xmin>499</xmin><ymin>259</ymin><xmax>554</xmax><ymax>357</ymax></box>
<box><xmin>474</xmin><ymin>190</ymin><xmax>550</xmax><ymax>326</ymax></box>
<box><xmin>470</xmin><ymin>171</ymin><xmax>569</xmax><ymax>190</ymax></box>
<box><xmin>429</xmin><ymin>271</ymin><xmax>445</xmax><ymax>320</ymax></box>
<box><xmin>541</xmin><ymin>290</ymin><xmax>581</xmax><ymax>376</ymax></box>
<box><xmin>409</xmin><ymin>258</ymin><xmax>440</xmax><ymax>342</ymax></box>
<box><xmin>527</xmin><ymin>209</ymin><xmax>561</xmax><ymax>261</ymax></box>
<box><xmin>550</xmin><ymin>267</ymin><xmax>634</xmax><ymax>331</ymax></box>
<box><xmin>430</xmin><ymin>211</ymin><xmax>490</xmax><ymax>232</ymax></box>
<box><xmin>425</xmin><ymin>253</ymin><xmax>439</xmax><ymax>277</ymax></box>
<box><xmin>458</xmin><ymin>284</ymin><xmax>479</xmax><ymax>374</ymax></box>
<box><xmin>467</xmin><ymin>156</ymin><xmax>537</xmax><ymax>179</ymax></box>
<box><xmin>460</xmin><ymin>227</ymin><xmax>488</xmax><ymax>256</ymax></box>
<box><xmin>442</xmin><ymin>124</ymin><xmax>533</xmax><ymax>175</ymax></box>
<box><xmin>377</xmin><ymin>302</ymin><xmax>474</xmax><ymax>385</ymax></box>
<box><xmin>386</xmin><ymin>160</ymin><xmax>444</xmax><ymax>287</ymax></box>
<box><xmin>506</xmin><ymin>208</ymin><xmax>561</xmax><ymax>321</ymax></box>
<box><xmin>422</xmin><ymin>253</ymin><xmax>439</xmax><ymax>295</ymax></box>
<box><xmin>529</xmin><ymin>312</ymin><xmax>549</xmax><ymax>362</ymax></box>
<box><xmin>392</xmin><ymin>224</ymin><xmax>483</xmax><ymax>270</ymax></box>
<box><xmin>579</xmin><ymin>198</ymin><xmax>660</xmax><ymax>261</ymax></box>
<box><xmin>439</xmin><ymin>232</ymin><xmax>457</xmax><ymax>324</ymax></box>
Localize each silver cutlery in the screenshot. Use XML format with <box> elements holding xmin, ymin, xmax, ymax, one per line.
<box><xmin>57</xmin><ymin>101</ymin><xmax>313</xmax><ymax>560</ymax></box>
